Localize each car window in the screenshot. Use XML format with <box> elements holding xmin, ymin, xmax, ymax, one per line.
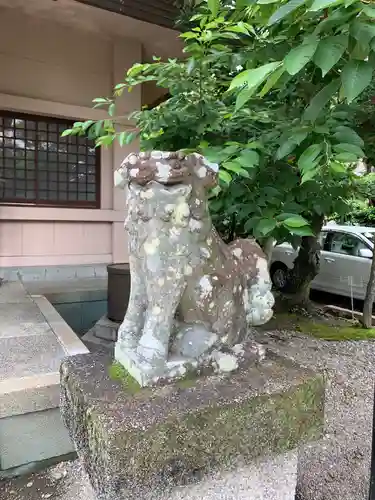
<box><xmin>325</xmin><ymin>231</ymin><xmax>369</xmax><ymax>257</ymax></box>
<box><xmin>319</xmin><ymin>231</ymin><xmax>327</xmax><ymax>247</ymax></box>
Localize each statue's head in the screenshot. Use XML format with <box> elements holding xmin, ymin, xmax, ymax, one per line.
<box><xmin>114</xmin><ymin>151</ymin><xmax>219</xmax><ymax>191</ymax></box>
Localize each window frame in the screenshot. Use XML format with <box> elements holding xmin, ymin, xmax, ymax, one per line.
<box><xmin>0</xmin><ymin>110</ymin><xmax>101</xmax><ymax>209</ymax></box>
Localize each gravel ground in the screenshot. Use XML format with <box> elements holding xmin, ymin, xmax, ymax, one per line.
<box><xmin>1</xmin><ymin>327</ymin><xmax>374</xmax><ymax>500</ymax></box>
<box><xmin>0</xmin><ymin>461</ymin><xmax>94</xmax><ymax>500</ymax></box>
<box><xmin>253</xmin><ymin>327</ymin><xmax>374</xmax><ymax>500</ymax></box>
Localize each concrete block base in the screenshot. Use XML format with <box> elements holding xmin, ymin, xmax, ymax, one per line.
<box><xmin>61</xmin><ymin>351</ymin><xmax>324</xmax><ymax>500</ymax></box>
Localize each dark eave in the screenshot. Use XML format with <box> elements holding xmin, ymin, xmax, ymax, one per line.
<box><xmin>74</xmin><ymin>0</ymin><xmax>179</xmax><ymax>29</ymax></box>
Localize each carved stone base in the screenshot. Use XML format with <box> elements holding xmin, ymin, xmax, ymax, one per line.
<box><xmin>115</xmin><ymin>342</ymin><xmax>197</xmax><ymax>387</ymax></box>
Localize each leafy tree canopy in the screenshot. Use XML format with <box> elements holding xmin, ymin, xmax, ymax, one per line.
<box><xmin>63</xmin><ymin>0</ymin><xmax>375</xmax><ymax>245</ymax></box>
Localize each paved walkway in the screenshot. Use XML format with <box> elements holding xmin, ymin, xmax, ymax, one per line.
<box><xmin>0</xmin><ymin>282</ymin><xmax>66</xmax><ymax>383</ymax></box>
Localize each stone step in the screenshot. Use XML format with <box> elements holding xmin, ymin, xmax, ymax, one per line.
<box><xmin>0</xmin><ymin>281</ymin><xmax>88</xmax><ymax>478</ymax></box>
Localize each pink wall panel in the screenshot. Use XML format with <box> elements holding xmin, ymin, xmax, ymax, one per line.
<box><xmin>0</xmin><ymin>221</ymin><xmax>112</xmax><ymax>267</ymax></box>
<box><xmin>82</xmin><ymin>222</ymin><xmax>112</xmax><ymax>256</ymax></box>
<box><xmin>21</xmin><ymin>222</ymin><xmax>55</xmax><ymax>256</ymax></box>
<box><xmin>0</xmin><ymin>222</ymin><xmax>23</xmax><ymax>256</ymax></box>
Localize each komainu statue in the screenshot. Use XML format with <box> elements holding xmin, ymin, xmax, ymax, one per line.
<box><xmin>114</xmin><ymin>151</ymin><xmax>274</xmax><ymax>386</ymax></box>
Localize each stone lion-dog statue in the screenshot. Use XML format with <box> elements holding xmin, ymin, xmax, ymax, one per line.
<box><xmin>114</xmin><ymin>151</ymin><xmax>274</xmax><ymax>386</ymax></box>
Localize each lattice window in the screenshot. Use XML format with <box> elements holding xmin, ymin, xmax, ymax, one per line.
<box><xmin>0</xmin><ymin>111</ymin><xmax>100</xmax><ymax>208</ymax></box>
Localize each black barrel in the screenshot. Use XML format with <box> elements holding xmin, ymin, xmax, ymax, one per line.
<box><xmin>107</xmin><ymin>263</ymin><xmax>131</xmax><ymax>322</ymax></box>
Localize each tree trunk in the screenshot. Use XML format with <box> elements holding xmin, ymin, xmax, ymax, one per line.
<box><xmin>285</xmin><ymin>215</ymin><xmax>324</xmax><ymax>307</ymax></box>
<box><xmin>262</xmin><ymin>237</ymin><xmax>275</xmax><ymax>267</ymax></box>
<box><xmin>362</xmin><ymin>252</ymin><xmax>375</xmax><ymax>328</ymax></box>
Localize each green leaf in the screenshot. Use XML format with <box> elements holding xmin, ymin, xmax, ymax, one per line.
<box><xmin>237</xmin><ymin>169</ymin><xmax>251</xmax><ymax>178</ymax></box>
<box><xmin>341</xmin><ymin>60</ymin><xmax>373</xmax><ymax>103</ymax></box>
<box><xmin>333</xmin><ymin>143</ymin><xmax>364</xmax><ymax>157</ymax></box>
<box><xmin>95</xmin><ymin>120</ymin><xmax>104</xmax><ymax>137</ymax></box>
<box><xmin>82</xmin><ymin>120</ymin><xmax>94</xmax><ymax>132</ymax></box>
<box><xmin>114</xmin><ymin>83</ymin><xmax>126</xmax><ymax>91</ymax></box>
<box><xmin>61</xmin><ymin>129</ymin><xmax>73</xmax><ymax>137</ymax></box>
<box><xmin>219</xmin><ymin>170</ymin><xmax>232</xmax><ymax>184</ymax></box>
<box><xmin>92</xmin><ymin>97</ymin><xmax>109</xmax><ymax>104</ymax></box>
<box><xmin>208</xmin><ymin>0</ymin><xmax>219</xmax><ymax>17</ymax></box>
<box><xmin>181</xmin><ymin>32</ymin><xmax>199</xmax><ymax>39</ymax></box>
<box><xmin>229</xmin><ymin>62</ymin><xmax>282</xmax><ymax>91</ymax></box>
<box><xmin>314</xmin><ymin>8</ymin><xmax>354</xmax><ymax>35</ymax></box>
<box><xmin>225</xmin><ymin>23</ymin><xmax>250</xmax><ymax>35</ymax></box>
<box><xmin>332</xmin><ymin>126</ymin><xmax>364</xmax><ymax>147</ymax></box>
<box><xmin>334</xmin><ymin>152</ymin><xmax>359</xmax><ymax>162</ymax></box>
<box><xmin>96</xmin><ymin>135</ymin><xmax>114</xmax><ymax>147</ymax></box>
<box><xmin>256</xmin><ymin>218</ymin><xmax>277</xmax><ymax>236</ymax></box>
<box><xmin>330</xmin><ymin>161</ymin><xmax>347</xmax><ymax>173</ymax></box>
<box><xmin>118</xmin><ymin>131</ymin><xmax>127</xmax><ymax>146</ymax></box>
<box><xmin>108</xmin><ymin>103</ymin><xmax>115</xmax><ymax>117</ymax></box>
<box><xmin>223</xmin><ymin>161</ymin><xmax>245</xmax><ymax>174</ymax></box>
<box><xmin>268</xmin><ymin>0</ymin><xmax>307</xmax><ymax>25</ymax></box>
<box><xmin>244</xmin><ymin>217</ymin><xmax>261</xmax><ymax>233</ymax></box>
<box><xmin>283</xmin><ymin>215</ymin><xmax>310</xmax><ymax>228</ymax></box>
<box><xmin>284</xmin><ymin>37</ymin><xmax>319</xmax><ymax>75</ymax></box>
<box><xmin>301</xmin><ymin>167</ymin><xmax>320</xmax><ymax>183</ymax></box>
<box><xmin>350</xmin><ymin>21</ymin><xmax>375</xmax><ymax>46</ymax></box>
<box><xmin>127</xmin><ymin>63</ymin><xmax>148</xmax><ymax>77</ymax></box>
<box><xmin>235</xmin><ymin>88</ymin><xmax>254</xmax><ymax>110</ymax></box>
<box><xmin>303</xmin><ymin>78</ymin><xmax>340</xmax><ymax>122</ymax></box>
<box><xmin>298</xmin><ymin>144</ymin><xmax>322</xmax><ymax>171</ymax></box>
<box><xmin>237</xmin><ymin>150</ymin><xmax>260</xmax><ymax>167</ymax></box>
<box><xmin>230</xmin><ymin>70</ymin><xmax>251</xmax><ymax>90</ymax></box>
<box><xmin>118</xmin><ymin>131</ymin><xmax>137</xmax><ymax>147</ymax></box>
<box><xmin>289</xmin><ymin>226</ymin><xmax>315</xmax><ymax>236</ymax></box>
<box><xmin>246</xmin><ymin>141</ymin><xmax>263</xmax><ymax>150</ymax></box>
<box><xmin>277</xmin><ymin>211</ymin><xmax>301</xmax><ymax>221</ymax></box>
<box><xmin>258</xmin><ymin>66</ymin><xmax>285</xmax><ymax>96</ymax></box>
<box><xmin>351</xmin><ymin>41</ymin><xmax>369</xmax><ymax>61</ymax></box>
<box><xmin>275</xmin><ymin>130</ymin><xmax>308</xmax><ymax>159</ymax></box>
<box><xmin>309</xmin><ymin>0</ymin><xmax>342</xmax><ymax>11</ymax></box>
<box><xmin>313</xmin><ymin>35</ymin><xmax>348</xmax><ymax>76</ymax></box>
<box><xmin>363</xmin><ymin>4</ymin><xmax>375</xmax><ymax>18</ymax></box>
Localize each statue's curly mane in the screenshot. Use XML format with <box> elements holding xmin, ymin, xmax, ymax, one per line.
<box><xmin>119</xmin><ymin>151</ymin><xmax>218</xmax><ymax>189</ymax></box>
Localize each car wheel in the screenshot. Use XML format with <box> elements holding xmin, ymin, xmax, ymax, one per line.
<box><xmin>270</xmin><ymin>263</ymin><xmax>289</xmax><ymax>291</ymax></box>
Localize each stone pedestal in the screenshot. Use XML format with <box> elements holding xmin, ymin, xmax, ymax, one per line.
<box><xmin>82</xmin><ymin>315</ymin><xmax>119</xmax><ymax>352</ymax></box>
<box><xmin>60</xmin><ymin>347</ymin><xmax>324</xmax><ymax>500</ymax></box>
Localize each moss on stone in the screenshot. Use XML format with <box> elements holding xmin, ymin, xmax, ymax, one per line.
<box><xmin>297</xmin><ymin>320</ymin><xmax>375</xmax><ymax>341</ymax></box>
<box><xmin>176</xmin><ymin>369</ymin><xmax>199</xmax><ymax>389</ymax></box>
<box><xmin>108</xmin><ymin>361</ymin><xmax>142</xmax><ymax>395</ymax></box>
<box><xmin>267</xmin><ymin>312</ymin><xmax>375</xmax><ymax>341</ymax></box>
<box><xmin>115</xmin><ymin>375</ymin><xmax>324</xmax><ymax>484</ymax></box>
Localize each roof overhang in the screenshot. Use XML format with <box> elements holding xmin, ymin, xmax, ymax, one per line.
<box><xmin>74</xmin><ymin>0</ymin><xmax>180</xmax><ymax>29</ymax></box>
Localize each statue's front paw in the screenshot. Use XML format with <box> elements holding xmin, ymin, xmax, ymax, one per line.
<box><xmin>117</xmin><ymin>324</ymin><xmax>139</xmax><ymax>349</ymax></box>
<box><xmin>137</xmin><ymin>339</ymin><xmax>168</xmax><ymax>366</ymax></box>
